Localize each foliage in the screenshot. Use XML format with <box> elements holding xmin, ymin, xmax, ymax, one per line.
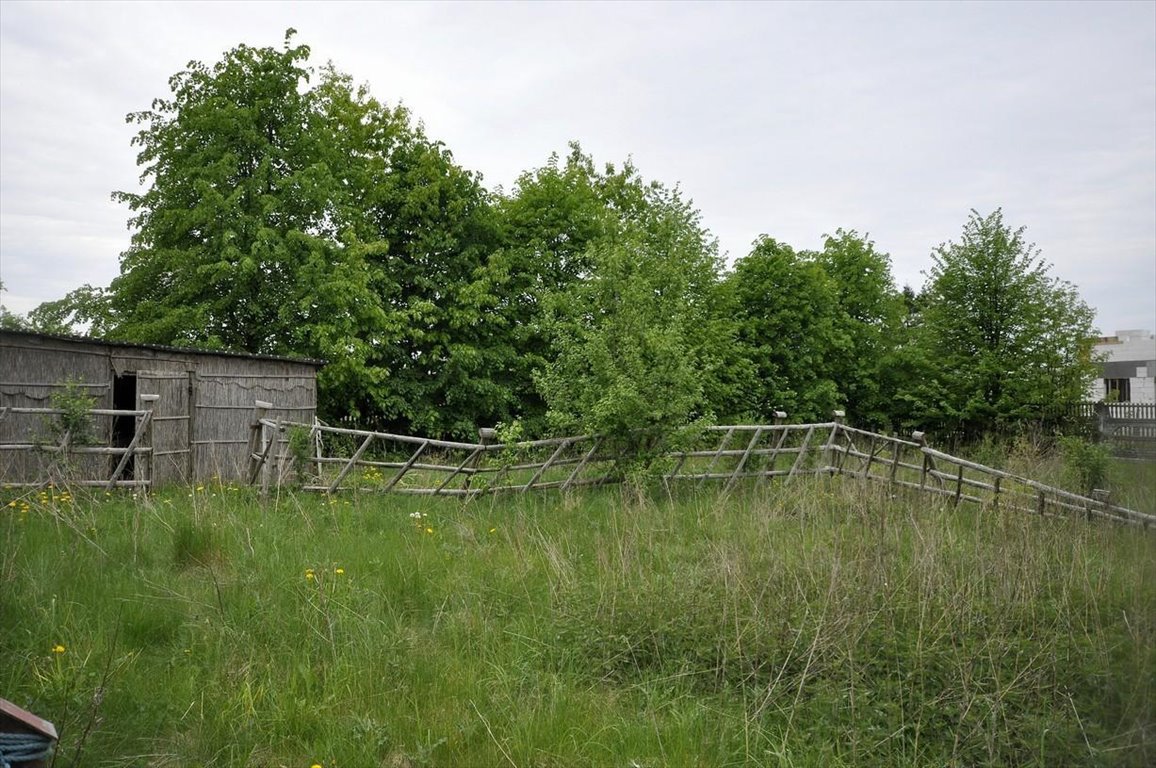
<box><xmin>910</xmin><ymin>209</ymin><xmax>1098</xmax><ymax>437</ymax></box>
<box><xmin>308</xmin><ymin>67</ymin><xmax>509</xmax><ymax>436</ymax></box>
<box><xmin>1060</xmin><ymin>436</ymin><xmax>1111</xmax><ymax>495</ymax></box>
<box><xmin>0</xmin><ymin>280</ymin><xmax>29</xmax><ymax>330</ymax></box>
<box><xmin>285</xmin><ymin>425</ymin><xmax>315</xmax><ymax>488</ymax></box>
<box><xmin>22</xmin><ymin>32</ymin><xmax>1111</xmax><ymax>444</ymax></box>
<box><xmin>45</xmin><ymin>380</ymin><xmax>98</xmax><ymax>447</ymax></box>
<box><xmin>61</xmin><ymin>31</ymin><xmax>511</xmax><ymax>437</ymax></box>
<box><xmin>485</xmin><ymin>145</ymin><xmax>621</xmax><ymax>432</ymax></box>
<box><xmin>727</xmin><ymin>237</ymin><xmax>844</xmax><ymax>421</ymax></box>
<box><xmin>814</xmin><ymin>230</ymin><xmax>907</xmax><ymax>428</ymax></box>
<box><xmin>535</xmin><ymin>168</ymin><xmax>731</xmax><ymax>470</ymax></box>
<box><xmin>25</xmin><ymin>285</ymin><xmax>115</xmax><ymax>336</ymax></box>
<box><xmin>109</xmin><ymin>29</ymin><xmax>324</xmax><ymax>352</ymax></box>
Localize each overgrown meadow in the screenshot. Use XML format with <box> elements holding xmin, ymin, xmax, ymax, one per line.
<box><xmin>3</xmin><ymin>462</ymin><xmax>1154</xmax><ymax>767</ymax></box>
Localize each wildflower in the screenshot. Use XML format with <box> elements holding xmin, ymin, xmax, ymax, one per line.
<box><xmin>311</xmin><ymin>763</ymin><xmax>323</xmax><ymax>768</ymax></box>
<box><xmin>52</xmin><ymin>644</ymin><xmax>65</xmax><ymax>654</ymax></box>
<box><xmin>305</xmin><ymin>569</ymin><xmax>315</xmax><ymax>581</ymax></box>
<box><xmin>489</xmin><ymin>527</ymin><xmax>496</xmax><ymax>534</ymax></box>
<box><xmin>334</xmin><ymin>568</ymin><xmax>345</xmax><ymax>575</ymax></box>
<box><xmin>6</xmin><ymin>501</ymin><xmax>15</xmax><ymax>508</ymax></box>
<box><xmin>425</xmin><ymin>527</ymin><xmax>434</xmax><ymax>534</ymax></box>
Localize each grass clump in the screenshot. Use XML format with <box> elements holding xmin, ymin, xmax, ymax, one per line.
<box><xmin>1</xmin><ymin>474</ymin><xmax>1153</xmax><ymax>766</ymax></box>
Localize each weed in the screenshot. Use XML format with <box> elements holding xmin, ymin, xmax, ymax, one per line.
<box><xmin>1060</xmin><ymin>436</ymin><xmax>1111</xmax><ymax>495</ymax></box>
<box><xmin>2</xmin><ymin>476</ymin><xmax>1153</xmax><ymax>766</ymax></box>
<box><xmin>45</xmin><ymin>379</ymin><xmax>98</xmax><ymax>447</ymax></box>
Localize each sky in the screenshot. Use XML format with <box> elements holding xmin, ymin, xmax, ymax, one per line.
<box><xmin>1</xmin><ymin>0</ymin><xmax>1153</xmax><ymax>334</ymax></box>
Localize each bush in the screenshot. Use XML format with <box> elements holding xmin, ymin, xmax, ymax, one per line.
<box><xmin>46</xmin><ymin>380</ymin><xmax>98</xmax><ymax>446</ymax></box>
<box><xmin>1059</xmin><ymin>436</ymin><xmax>1110</xmax><ymax>495</ymax></box>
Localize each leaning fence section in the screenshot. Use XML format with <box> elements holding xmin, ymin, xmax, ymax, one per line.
<box><xmin>825</xmin><ymin>427</ymin><xmax>1151</xmax><ymax>526</ymax></box>
<box><xmin>246</xmin><ymin>408</ymin><xmax>1154</xmax><ymax>528</ymax></box>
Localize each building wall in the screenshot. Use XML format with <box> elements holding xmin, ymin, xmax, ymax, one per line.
<box><xmin>1087</xmin><ymin>329</ymin><xmax>1156</xmax><ymax>404</ymax></box>
<box><xmin>0</xmin><ymin>330</ymin><xmax>319</xmax><ymax>485</ymax></box>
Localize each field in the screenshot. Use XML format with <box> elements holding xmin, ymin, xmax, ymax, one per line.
<box><xmin>2</xmin><ymin>460</ymin><xmax>1155</xmax><ymax>767</ymax></box>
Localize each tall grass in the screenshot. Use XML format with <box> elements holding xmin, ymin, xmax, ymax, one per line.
<box><xmin>2</xmin><ymin>473</ymin><xmax>1153</xmax><ymax>767</ymax></box>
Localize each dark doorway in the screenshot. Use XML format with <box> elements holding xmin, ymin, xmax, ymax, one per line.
<box><xmin>112</xmin><ymin>373</ymin><xmax>137</xmax><ymax>479</ymax></box>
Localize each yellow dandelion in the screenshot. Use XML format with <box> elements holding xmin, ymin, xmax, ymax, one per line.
<box><xmin>334</xmin><ymin>567</ymin><xmax>345</xmax><ymax>575</ymax></box>
<box><xmin>52</xmin><ymin>644</ymin><xmax>65</xmax><ymax>654</ymax></box>
<box><xmin>425</xmin><ymin>527</ymin><xmax>434</xmax><ymax>534</ymax></box>
<box><xmin>489</xmin><ymin>527</ymin><xmax>496</xmax><ymax>534</ymax></box>
<box><xmin>305</xmin><ymin>569</ymin><xmax>315</xmax><ymax>581</ymax></box>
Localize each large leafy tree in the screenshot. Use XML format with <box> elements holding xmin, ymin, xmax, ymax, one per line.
<box><xmin>485</xmin><ymin>146</ymin><xmax>614</xmax><ymax>431</ymax></box>
<box><xmin>727</xmin><ymin>238</ymin><xmax>844</xmax><ymax>421</ymax></box>
<box><xmin>306</xmin><ymin>67</ymin><xmax>508</xmax><ymax>436</ymax></box>
<box><xmin>67</xmin><ymin>31</ymin><xmax>509</xmax><ymax>436</ymax></box>
<box><xmin>814</xmin><ymin>230</ymin><xmax>906</xmax><ymax>428</ymax></box>
<box><xmin>911</xmin><ymin>209</ymin><xmax>1097</xmax><ymax>436</ymax></box>
<box><xmin>535</xmin><ymin>167</ymin><xmax>737</xmax><ymax>454</ymax></box>
<box><xmin>110</xmin><ymin>30</ymin><xmax>329</xmax><ymax>352</ymax></box>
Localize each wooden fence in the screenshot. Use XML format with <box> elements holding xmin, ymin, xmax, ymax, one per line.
<box><xmin>0</xmin><ymin>397</ymin><xmax>158</xmax><ymax>488</ymax></box>
<box><xmin>247</xmin><ymin>411</ymin><xmax>1155</xmax><ymax>528</ymax></box>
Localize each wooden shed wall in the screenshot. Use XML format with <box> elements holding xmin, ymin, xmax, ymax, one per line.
<box><xmin>1</xmin><ymin>332</ymin><xmax>319</xmax><ymax>485</ymax></box>
<box><xmin>0</xmin><ymin>335</ymin><xmax>114</xmax><ymax>482</ymax></box>
<box><xmin>192</xmin><ymin>358</ymin><xmax>317</xmax><ymax>481</ymax></box>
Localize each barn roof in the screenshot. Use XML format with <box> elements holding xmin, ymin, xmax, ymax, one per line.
<box><xmin>0</xmin><ymin>328</ymin><xmax>326</xmax><ymax>367</ymax></box>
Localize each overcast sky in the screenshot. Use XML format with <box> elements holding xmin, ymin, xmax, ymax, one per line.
<box><xmin>1</xmin><ymin>0</ymin><xmax>1153</xmax><ymax>333</ymax></box>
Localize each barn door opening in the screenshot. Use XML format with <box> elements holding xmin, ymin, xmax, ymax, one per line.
<box><xmin>112</xmin><ymin>372</ymin><xmax>137</xmax><ymax>479</ymax></box>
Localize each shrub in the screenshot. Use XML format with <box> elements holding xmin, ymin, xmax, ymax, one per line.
<box><xmin>1059</xmin><ymin>436</ymin><xmax>1110</xmax><ymax>495</ymax></box>
<box><xmin>46</xmin><ymin>380</ymin><xmax>98</xmax><ymax>446</ymax></box>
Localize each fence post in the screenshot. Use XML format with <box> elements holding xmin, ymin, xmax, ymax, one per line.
<box><xmin>828</xmin><ymin>410</ymin><xmax>846</xmax><ymax>473</ymax></box>
<box><xmin>469</xmin><ymin>427</ymin><xmax>496</xmax><ymax>492</ymax></box>
<box><xmin>311</xmin><ymin>418</ymin><xmax>323</xmax><ymax>485</ymax></box>
<box><xmin>912</xmin><ymin>431</ymin><xmax>929</xmax><ymax>490</ymax></box>
<box><xmin>1093</xmin><ymin>401</ymin><xmax>1108</xmax><ymax>443</ymax></box>
<box><xmin>139</xmin><ymin>394</ymin><xmax>158</xmax><ymax>490</ymax></box>
<box><xmin>107</xmin><ymin>395</ymin><xmax>157</xmax><ymax>491</ymax></box>
<box><xmin>1090</xmin><ymin>488</ymin><xmax>1110</xmax><ymax>522</ymax></box>
<box><xmin>246</xmin><ymin>400</ymin><xmax>272</xmax><ymax>486</ymax></box>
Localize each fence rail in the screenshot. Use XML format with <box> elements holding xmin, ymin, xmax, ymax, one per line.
<box><xmin>0</xmin><ymin>401</ymin><xmax>157</xmax><ymax>489</ymax></box>
<box><xmin>246</xmin><ymin>412</ymin><xmax>1154</xmax><ymax>528</ymax></box>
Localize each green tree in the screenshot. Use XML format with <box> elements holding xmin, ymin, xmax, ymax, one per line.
<box><xmin>814</xmin><ymin>230</ymin><xmax>906</xmax><ymax>428</ymax></box>
<box><xmin>535</xmin><ymin>173</ymin><xmax>731</xmax><ymax>462</ymax></box>
<box><xmin>0</xmin><ymin>281</ymin><xmax>28</xmax><ymax>330</ymax></box>
<box><xmin>727</xmin><ymin>238</ymin><xmax>844</xmax><ymax>421</ymax></box>
<box><xmin>912</xmin><ymin>209</ymin><xmax>1097</xmax><ymax>436</ymax></box>
<box><xmin>110</xmin><ymin>29</ymin><xmax>328</xmax><ymax>352</ymax></box>
<box><xmin>24</xmin><ymin>285</ymin><xmax>115</xmax><ymax>335</ymax></box>
<box><xmin>50</xmin><ymin>31</ymin><xmax>510</xmax><ymax>436</ymax></box>
<box><xmin>306</xmin><ymin>67</ymin><xmax>508</xmax><ymax>436</ymax></box>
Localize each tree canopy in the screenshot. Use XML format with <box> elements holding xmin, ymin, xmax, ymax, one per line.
<box><xmin>905</xmin><ymin>209</ymin><xmax>1097</xmax><ymax>436</ymax></box>
<box><xmin>20</xmin><ymin>33</ymin><xmax>1101</xmax><ymax>446</ymax></box>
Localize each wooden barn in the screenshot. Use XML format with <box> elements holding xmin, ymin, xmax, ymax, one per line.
<box><xmin>0</xmin><ymin>329</ymin><xmax>322</xmax><ymax>486</ymax></box>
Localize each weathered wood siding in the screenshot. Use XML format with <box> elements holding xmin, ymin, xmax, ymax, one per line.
<box><xmin>192</xmin><ymin>359</ymin><xmax>317</xmax><ymax>481</ymax></box>
<box><xmin>1</xmin><ymin>330</ymin><xmax>320</xmax><ymax>485</ymax></box>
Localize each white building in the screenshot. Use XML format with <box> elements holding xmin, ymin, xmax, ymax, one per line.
<box><xmin>1087</xmin><ymin>329</ymin><xmax>1156</xmax><ymax>404</ymax></box>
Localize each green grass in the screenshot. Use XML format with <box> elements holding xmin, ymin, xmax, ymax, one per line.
<box><xmin>2</xmin><ymin>474</ymin><xmax>1154</xmax><ymax>767</ymax></box>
